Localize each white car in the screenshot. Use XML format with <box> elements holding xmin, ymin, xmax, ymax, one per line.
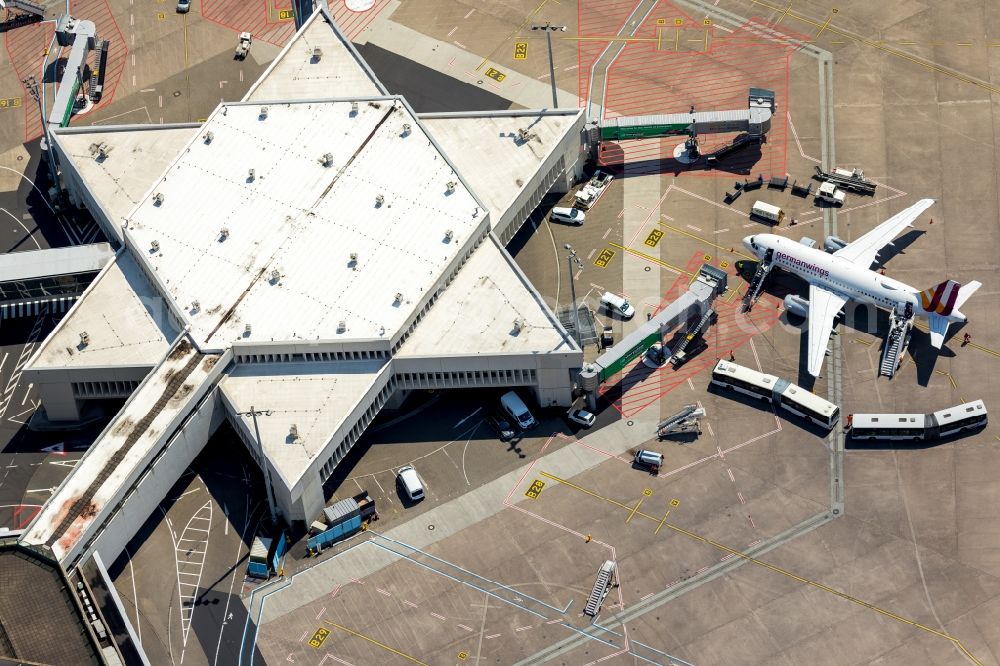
<box><xmin>396</xmin><ymin>466</ymin><xmax>425</xmax><ymax>502</ymax></box>
<box><xmin>176</xmin><ymin>0</ymin><xmax>191</xmax><ymax>12</ymax></box>
<box><xmin>567</xmin><ymin>408</ymin><xmax>596</xmax><ymax>428</ymax></box>
<box><xmin>550</xmin><ymin>207</ymin><xmax>585</xmax><ymax>225</ymax></box>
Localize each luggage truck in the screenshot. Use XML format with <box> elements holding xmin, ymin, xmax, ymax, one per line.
<box><xmin>306</xmin><ymin>492</ymin><xmax>378</xmax><ymax>556</ymax></box>
<box><xmin>247</xmin><ymin>531</ymin><xmax>288</xmax><ymax>579</ymax></box>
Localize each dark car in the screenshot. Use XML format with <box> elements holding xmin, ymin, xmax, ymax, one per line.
<box><xmin>487</xmin><ymin>413</ymin><xmax>516</xmax><ymax>441</ymax></box>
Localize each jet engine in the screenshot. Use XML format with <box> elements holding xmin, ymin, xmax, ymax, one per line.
<box><xmin>783</xmin><ymin>294</ymin><xmax>809</xmax><ymax>318</ymax></box>
<box><xmin>824</xmin><ymin>236</ymin><xmax>848</xmax><ymax>253</ymax></box>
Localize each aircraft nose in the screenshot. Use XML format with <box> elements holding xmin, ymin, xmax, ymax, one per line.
<box><xmin>742</xmin><ymin>235</ymin><xmax>756</xmax><ymax>253</ymax></box>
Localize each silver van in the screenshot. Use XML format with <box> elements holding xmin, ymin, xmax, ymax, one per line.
<box><xmin>601</xmin><ymin>292</ymin><xmax>635</xmax><ymax>320</ymax></box>
<box><xmin>396</xmin><ymin>466</ymin><xmax>425</xmax><ymax>501</ymax></box>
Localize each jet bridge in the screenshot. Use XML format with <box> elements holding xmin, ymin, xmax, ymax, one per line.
<box><xmin>577</xmin><ymin>264</ymin><xmax>727</xmax><ymax>410</ymax></box>
<box><xmin>1</xmin><ymin>0</ymin><xmax>45</xmax><ymax>31</ymax></box>
<box><xmin>49</xmin><ymin>15</ymin><xmax>97</xmax><ymax>128</ymax></box>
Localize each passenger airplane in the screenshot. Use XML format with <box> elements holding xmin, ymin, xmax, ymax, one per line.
<box><xmin>742</xmin><ymin>198</ymin><xmax>981</xmax><ymax>376</ymax></box>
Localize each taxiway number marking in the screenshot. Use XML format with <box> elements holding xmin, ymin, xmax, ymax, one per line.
<box><xmin>594</xmin><ymin>248</ymin><xmax>615</xmax><ymax>268</ymax></box>
<box><xmin>278</xmin><ymin>9</ymin><xmax>294</xmax><ymax>20</ymax></box>
<box><xmin>644</xmin><ymin>229</ymin><xmax>663</xmax><ymax>248</ymax></box>
<box><xmin>525</xmin><ymin>479</ymin><xmax>544</xmax><ymax>499</ymax></box>
<box><xmin>485</xmin><ymin>67</ymin><xmax>506</xmax><ymax>82</ymax></box>
<box><xmin>0</xmin><ymin>98</ymin><xmax>23</xmax><ymax>109</ymax></box>
<box><xmin>307</xmin><ymin>627</ymin><xmax>329</xmax><ymax>648</ymax></box>
<box><xmin>514</xmin><ymin>42</ymin><xmax>528</xmax><ymax>59</ymax></box>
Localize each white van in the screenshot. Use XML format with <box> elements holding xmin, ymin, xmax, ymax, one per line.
<box><xmin>601</xmin><ymin>292</ymin><xmax>635</xmax><ymax>320</ymax></box>
<box><xmin>396</xmin><ymin>465</ymin><xmax>424</xmax><ymax>501</ymax></box>
<box><xmin>500</xmin><ymin>391</ymin><xmax>537</xmax><ymax>430</ymax></box>
<box><xmin>750</xmin><ymin>200</ymin><xmax>785</xmax><ymax>225</ymax></box>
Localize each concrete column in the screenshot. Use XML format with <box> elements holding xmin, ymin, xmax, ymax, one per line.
<box><xmin>38</xmin><ymin>382</ymin><xmax>81</xmax><ymax>421</ymax></box>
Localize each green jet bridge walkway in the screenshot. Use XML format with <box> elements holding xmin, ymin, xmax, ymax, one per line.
<box><xmin>578</xmin><ymin>264</ymin><xmax>728</xmax><ymax>410</ymax></box>
<box><xmin>590</xmin><ymin>88</ymin><xmax>775</xmax><ymax>148</ymax></box>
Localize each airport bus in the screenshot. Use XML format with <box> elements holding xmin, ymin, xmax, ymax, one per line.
<box><xmin>710</xmin><ymin>360</ymin><xmax>840</xmax><ymax>429</ymax></box>
<box><xmin>847</xmin><ymin>400</ymin><xmax>987</xmax><ymax>441</ymax></box>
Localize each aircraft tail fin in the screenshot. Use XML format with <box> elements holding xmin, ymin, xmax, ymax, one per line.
<box><xmin>955</xmin><ymin>280</ymin><xmax>982</xmax><ymax>311</ymax></box>
<box><xmin>919</xmin><ymin>280</ymin><xmax>962</xmax><ymax>316</ymax></box>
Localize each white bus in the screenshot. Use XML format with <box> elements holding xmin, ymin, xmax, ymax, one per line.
<box><xmin>847</xmin><ymin>400</ymin><xmax>987</xmax><ymax>441</ymax></box>
<box><xmin>711</xmin><ymin>360</ymin><xmax>840</xmax><ymax>429</ymax></box>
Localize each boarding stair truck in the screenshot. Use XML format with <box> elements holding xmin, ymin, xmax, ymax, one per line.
<box><xmin>656</xmin><ymin>404</ymin><xmax>706</xmax><ymax>438</ymax></box>
<box><xmin>234</xmin><ymin>32</ymin><xmax>252</xmax><ymax>60</ymax></box>
<box><xmin>306</xmin><ymin>492</ymin><xmax>377</xmax><ymax>555</ymax></box>
<box><xmin>247</xmin><ymin>531</ymin><xmax>288</xmax><ymax>579</ymax></box>
<box><xmin>815</xmin><ymin>181</ymin><xmax>846</xmax><ymax>206</ymax></box>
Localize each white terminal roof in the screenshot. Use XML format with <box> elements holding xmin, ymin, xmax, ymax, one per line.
<box><xmin>420</xmin><ymin>110</ymin><xmax>583</xmax><ymax>229</ymax></box>
<box><xmin>125</xmin><ymin>98</ymin><xmax>485</xmax><ymax>348</ymax></box>
<box><xmin>24</xmin><ymin>341</ymin><xmax>219</xmax><ymax>560</ymax></box>
<box><xmin>220</xmin><ymin>361</ymin><xmax>387</xmax><ymax>485</ymax></box>
<box><xmin>244</xmin><ymin>8</ymin><xmax>385</xmax><ymax>102</ymax></box>
<box><xmin>31</xmin><ymin>250</ymin><xmax>177</xmax><ymax>368</ymax></box>
<box><xmin>53</xmin><ymin>125</ymin><xmax>200</xmax><ymax>230</ymax></box>
<box><xmin>398</xmin><ymin>236</ymin><xmax>572</xmax><ymax>356</ymax></box>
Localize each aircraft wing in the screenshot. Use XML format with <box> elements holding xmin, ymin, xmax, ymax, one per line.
<box><xmin>833</xmin><ymin>198</ymin><xmax>934</xmax><ymax>268</ymax></box>
<box><xmin>806</xmin><ymin>284</ymin><xmax>848</xmax><ymax>376</ymax></box>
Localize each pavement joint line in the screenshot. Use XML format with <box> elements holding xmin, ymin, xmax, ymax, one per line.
<box><xmin>536</xmin><ymin>470</ymin><xmax>976</xmax><ymax>648</ymax></box>
<box><xmin>658</xmin><ymin>219</ymin><xmax>755</xmax><ymax>260</ymax></box>
<box><xmin>325</xmin><ymin>620</ymin><xmax>430</xmax><ymax>666</ymax></box>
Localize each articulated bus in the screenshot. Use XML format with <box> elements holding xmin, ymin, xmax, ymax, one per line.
<box><xmin>847</xmin><ymin>400</ymin><xmax>987</xmax><ymax>441</ymax></box>
<box><xmin>710</xmin><ymin>360</ymin><xmax>840</xmax><ymax>429</ymax></box>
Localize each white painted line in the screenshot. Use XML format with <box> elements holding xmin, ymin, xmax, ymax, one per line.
<box><xmin>485</xmin><ymin>634</ymin><xmax>501</xmax><ymax>640</ymax></box>
<box><xmin>686</xmin><ymin>377</ymin><xmax>695</xmax><ymax>391</ymax></box>
<box><xmin>370</xmin><ymin>474</ymin><xmax>384</xmax><ymax>494</ymax></box>
<box><xmin>20</xmin><ymin>384</ymin><xmax>32</xmax><ymax>405</ymax></box>
<box><xmin>430</xmin><ymin>612</ymin><xmax>446</xmax><ymax>621</ymax></box>
<box><xmin>457</xmin><ymin>624</ymin><xmax>473</xmax><ymax>632</ymax></box>
<box><xmin>716</xmin><ymin>228</ymin><xmax>729</xmax><ymax>234</ymax></box>
<box><xmin>453</xmin><ymin>407</ymin><xmax>482</xmax><ymax>428</ymax></box>
<box><xmin>602</xmin><ymin>228</ymin><xmax>611</xmax><ymax>240</ymax></box>
<box><xmin>447</xmin><ymin>26</ymin><xmax>457</xmax><ymax>37</ymax></box>
<box><xmin>515</xmin><ymin>625</ymin><xmax>533</xmax><ymax>632</ymax></box>
<box><xmin>640</xmin><ymin>592</ymin><xmax>653</xmax><ymax>600</ymax></box>
<box><xmin>738</xmin><ymin>491</ymin><xmax>745</xmax><ymax>505</ymax></box>
<box><xmin>686</xmin><ymin>224</ymin><xmax>702</xmax><ymax>232</ymax></box>
<box><xmin>0</xmin><ymin>353</ymin><xmax>8</xmax><ymax>375</ymax></box>
<box><xmin>376</xmin><ymin>587</ymin><xmax>392</xmax><ymax>597</ymax></box>
<box><xmin>463</xmin><ymin>8</ymin><xmax>474</xmax><ymax>18</ymax></box>
<box><xmin>402</xmin><ymin>599</ymin><xmax>418</xmax><ymax>608</ymax></box>
<box><xmin>453</xmin><ymin>41</ymin><xmax>467</xmax><ymax>49</ymax></box>
<box><xmin>316</xmin><ymin>606</ymin><xmax>326</xmax><ymax>620</ymax></box>
<box><xmin>586</xmin><ymin>249</ymin><xmax>596</xmax><ymax>260</ymax></box>
<box><xmin>727</xmin><ymin>468</ymin><xmax>735</xmax><ymax>483</ymax></box>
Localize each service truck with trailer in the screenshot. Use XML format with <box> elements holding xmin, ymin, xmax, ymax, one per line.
<box><xmin>306</xmin><ymin>492</ymin><xmax>377</xmax><ymax>554</ymax></box>
<box><xmin>750</xmin><ymin>200</ymin><xmax>785</xmax><ymax>225</ymax></box>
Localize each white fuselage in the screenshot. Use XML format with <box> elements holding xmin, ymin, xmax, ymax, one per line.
<box><xmin>743</xmin><ymin>234</ymin><xmax>960</xmax><ymax>323</ymax></box>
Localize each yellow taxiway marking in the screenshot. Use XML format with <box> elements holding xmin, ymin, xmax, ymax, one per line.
<box><xmin>538</xmin><ymin>470</ymin><xmax>984</xmax><ymax>665</ymax></box>
<box><xmin>608</xmin><ymin>242</ymin><xmax>693</xmax><ymax>276</ymax></box>
<box><xmin>751</xmin><ymin>0</ymin><xmax>1000</xmax><ymax>96</ymax></box>
<box><xmin>476</xmin><ymin>0</ymin><xmax>553</xmax><ymax>71</ymax></box>
<box><xmin>326</xmin><ymin>621</ymin><xmax>430</xmax><ymax>666</ymax></box>
<box><xmin>658</xmin><ymin>219</ymin><xmax>755</xmax><ymax>260</ymax></box>
<box><xmin>626</xmin><ymin>498</ymin><xmax>644</xmax><ymax>523</ymax></box>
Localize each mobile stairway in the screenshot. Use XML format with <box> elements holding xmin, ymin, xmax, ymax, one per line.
<box><xmin>668</xmin><ymin>307</ymin><xmax>716</xmax><ymax>367</ymax></box>
<box><xmin>584</xmin><ymin>560</ymin><xmax>618</xmax><ymax>617</ymax></box>
<box><xmin>741</xmin><ymin>255</ymin><xmax>772</xmax><ymax>313</ymax></box>
<box><xmin>879</xmin><ymin>306</ymin><xmax>913</xmax><ymax>378</ymax></box>
<box><xmin>656</xmin><ymin>404</ymin><xmax>706</xmax><ymax>438</ymax></box>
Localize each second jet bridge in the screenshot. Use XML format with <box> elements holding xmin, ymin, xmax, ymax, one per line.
<box><xmin>578</xmin><ymin>264</ymin><xmax>727</xmax><ymax>409</ymax></box>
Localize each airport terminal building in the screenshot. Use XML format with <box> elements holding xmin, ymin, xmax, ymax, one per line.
<box><xmin>20</xmin><ymin>8</ymin><xmax>587</xmax><ymax>570</ymax></box>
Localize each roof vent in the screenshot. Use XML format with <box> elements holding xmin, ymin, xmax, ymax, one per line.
<box><xmin>517</xmin><ymin>128</ymin><xmax>535</xmax><ymax>143</ymax></box>
<box><xmin>219</xmin><ymin>227</ymin><xmax>229</xmax><ymax>241</ymax></box>
<box><xmin>348</xmin><ymin>252</ymin><xmax>358</xmax><ymax>268</ymax></box>
<box><xmin>247</xmin><ymin>168</ymin><xmax>256</xmax><ymax>182</ymax></box>
<box><xmin>401</xmin><ymin>123</ymin><xmax>411</xmax><ymax>136</ymax></box>
<box><xmin>244</xmin><ymin>323</ymin><xmax>252</xmax><ymax>336</ymax></box>
<box><xmin>472</xmin><ymin>206</ymin><xmax>480</xmax><ymax>218</ymax></box>
<box><xmin>394</xmin><ymin>292</ymin><xmax>403</xmax><ymax>305</ymax></box>
<box><xmin>79</xmin><ymin>331</ymin><xmax>90</xmax><ymax>347</ymax></box>
<box><xmin>446</xmin><ymin>181</ymin><xmax>456</xmax><ymax>194</ymax></box>
<box><xmin>289</xmin><ymin>424</ymin><xmax>299</xmax><ymax>440</ymax></box>
<box><xmin>375</xmin><ymin>194</ymin><xmax>384</xmax><ymax>207</ymax></box>
<box><xmin>337</xmin><ymin>319</ymin><xmax>347</xmax><ymax>333</ymax></box>
<box><xmin>444</xmin><ymin>229</ymin><xmax>454</xmax><ymax>242</ymax></box>
<box><xmin>320</xmin><ymin>152</ymin><xmax>334</xmax><ymax>167</ymax></box>
<box><xmin>259</xmin><ymin>106</ymin><xmax>268</xmax><ymax>119</ymax></box>
<box><xmin>153</xmin><ymin>192</ymin><xmax>164</xmax><ymax>206</ymax></box>
<box><xmin>97</xmin><ymin>143</ymin><xmax>111</xmax><ymax>159</ymax></box>
<box><xmin>203</xmin><ymin>131</ymin><xmax>214</xmax><ymax>144</ymax></box>
<box><xmin>270</xmin><ymin>268</ymin><xmax>281</xmax><ymax>283</ymax></box>
<box><xmin>191</xmin><ymin>299</ymin><xmax>200</xmax><ymax>312</ymax></box>
<box><xmin>150</xmin><ymin>240</ymin><xmax>160</xmax><ymax>253</ymax></box>
<box><xmin>512</xmin><ymin>318</ymin><xmax>525</xmax><ymax>334</ymax></box>
<box><xmin>350</xmin><ymin>101</ymin><xmax>359</xmax><ymax>115</ymax></box>
<box><xmin>311</xmin><ymin>46</ymin><xmax>322</xmax><ymax>61</ymax></box>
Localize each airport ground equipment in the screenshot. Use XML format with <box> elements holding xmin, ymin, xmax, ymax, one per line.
<box><xmin>791</xmin><ymin>179</ymin><xmax>813</xmax><ymax>197</ymax></box>
<box><xmin>880</xmin><ymin>304</ymin><xmax>914</xmax><ymax>378</ymax></box>
<box><xmin>306</xmin><ymin>492</ymin><xmax>376</xmax><ymax>553</ymax></box>
<box><xmin>767</xmin><ymin>175</ymin><xmax>788</xmax><ymax>191</ymax></box>
<box><xmin>847</xmin><ymin>399</ymin><xmax>987</xmax><ymax>441</ymax></box>
<box><xmin>89</xmin><ymin>39</ymin><xmax>109</xmax><ymax>103</ymax></box>
<box><xmin>592</xmin><ymin>89</ymin><xmax>775</xmax><ymax>154</ymax></box>
<box><xmin>656</xmin><ymin>404</ymin><xmax>705</xmax><ymax>438</ymax></box>
<box><xmin>577</xmin><ymin>264</ymin><xmax>727</xmax><ymax>411</ymax></box>
<box><xmin>49</xmin><ymin>15</ymin><xmax>97</xmax><ymax>127</ymax></box>
<box><xmin>668</xmin><ymin>308</ymin><xmax>716</xmax><ymax>367</ymax></box>
<box><xmin>1</xmin><ymin>0</ymin><xmax>45</xmax><ymax>31</ymax></box>
<box><xmin>584</xmin><ymin>560</ymin><xmax>618</xmax><ymax>617</ymax></box>
<box><xmin>815</xmin><ymin>181</ymin><xmax>846</xmax><ymax>206</ymax></box>
<box><xmin>813</xmin><ymin>165</ymin><xmax>876</xmax><ymax>195</ymax></box>
<box><xmin>234</xmin><ymin>32</ymin><xmax>252</xmax><ymax>60</ymax></box>
<box><xmin>741</xmin><ymin>251</ymin><xmax>772</xmax><ymax>313</ymax></box>
<box><xmin>247</xmin><ymin>531</ymin><xmax>288</xmax><ymax>579</ymax></box>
